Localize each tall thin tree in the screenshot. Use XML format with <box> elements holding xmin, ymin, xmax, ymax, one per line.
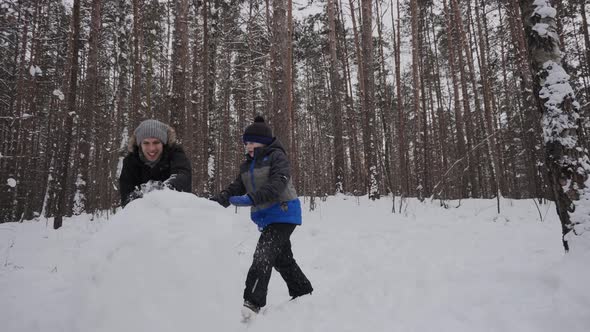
<box><xmin>171</xmin><ymin>0</ymin><xmax>189</xmax><ymax>142</ymax></box>
<box><xmin>131</xmin><ymin>0</ymin><xmax>143</xmax><ymax>126</ymax></box>
<box><xmin>270</xmin><ymin>0</ymin><xmax>291</xmax><ymax>148</ymax></box>
<box><xmin>360</xmin><ymin>0</ymin><xmax>379</xmax><ymax>199</ymax></box>
<box><xmin>53</xmin><ymin>0</ymin><xmax>82</xmax><ymax>229</ymax></box>
<box><xmin>526</xmin><ymin>0</ymin><xmax>590</xmax><ymax>251</ymax></box>
<box><xmin>76</xmin><ymin>0</ymin><xmax>103</xmax><ymax>215</ymax></box>
<box><xmin>327</xmin><ymin>0</ymin><xmax>345</xmax><ymax>194</ymax></box>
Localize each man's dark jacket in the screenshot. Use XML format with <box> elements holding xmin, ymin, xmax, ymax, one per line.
<box><xmin>119</xmin><ymin>127</ymin><xmax>191</xmax><ymax>207</ymax></box>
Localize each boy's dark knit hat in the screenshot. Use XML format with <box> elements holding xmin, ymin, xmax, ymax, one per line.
<box><xmin>134</xmin><ymin>119</ymin><xmax>168</xmax><ymax>145</ymax></box>
<box><xmin>243</xmin><ymin>116</ymin><xmax>273</xmax><ymax>145</ymax></box>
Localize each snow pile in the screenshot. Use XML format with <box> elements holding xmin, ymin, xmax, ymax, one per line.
<box><xmin>1</xmin><ymin>193</ymin><xmax>590</xmax><ymax>332</ymax></box>
<box><xmin>73</xmin><ymin>190</ymin><xmax>243</xmax><ymax>331</ymax></box>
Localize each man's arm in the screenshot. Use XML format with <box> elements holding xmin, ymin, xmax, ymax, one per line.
<box><xmin>119</xmin><ymin>156</ymin><xmax>137</xmax><ymax>207</ymax></box>
<box><xmin>165</xmin><ymin>146</ymin><xmax>192</xmax><ymax>193</ymax></box>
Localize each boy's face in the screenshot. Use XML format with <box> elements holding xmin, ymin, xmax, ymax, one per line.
<box><xmin>245</xmin><ymin>141</ymin><xmax>265</xmax><ymax>158</ymax></box>
<box><xmin>140</xmin><ymin>138</ymin><xmax>163</xmax><ymax>161</ymax></box>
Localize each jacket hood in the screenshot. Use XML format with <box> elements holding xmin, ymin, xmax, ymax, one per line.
<box><xmin>127</xmin><ymin>124</ymin><xmax>177</xmax><ymax>152</ymax></box>
<box><xmin>265</xmin><ymin>137</ymin><xmax>286</xmax><ymax>153</ymax></box>
<box><xmin>248</xmin><ymin>137</ymin><xmax>286</xmax><ymax>160</ymax></box>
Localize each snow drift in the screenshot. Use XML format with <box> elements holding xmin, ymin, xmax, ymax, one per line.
<box><xmin>1</xmin><ymin>191</ymin><xmax>590</xmax><ymax>332</ymax></box>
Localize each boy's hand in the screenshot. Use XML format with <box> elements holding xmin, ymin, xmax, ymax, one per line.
<box><xmin>229</xmin><ymin>194</ymin><xmax>253</xmax><ymax>207</ymax></box>
<box><xmin>210</xmin><ymin>191</ymin><xmax>231</xmax><ymax>208</ymax></box>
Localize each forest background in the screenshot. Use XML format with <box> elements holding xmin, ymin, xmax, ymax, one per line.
<box><xmin>1</xmin><ymin>0</ymin><xmax>589</xmax><ymax>245</ymax></box>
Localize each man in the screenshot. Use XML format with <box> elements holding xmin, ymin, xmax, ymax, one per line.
<box><xmin>119</xmin><ymin>119</ymin><xmax>192</xmax><ymax>207</ymax></box>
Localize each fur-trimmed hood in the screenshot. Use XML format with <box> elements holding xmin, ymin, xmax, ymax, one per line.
<box><xmin>127</xmin><ymin>125</ymin><xmax>178</xmax><ymax>152</ymax></box>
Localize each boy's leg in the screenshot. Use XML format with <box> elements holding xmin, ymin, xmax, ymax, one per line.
<box><xmin>243</xmin><ymin>223</ymin><xmax>295</xmax><ymax>308</ymax></box>
<box><xmin>274</xmin><ymin>237</ymin><xmax>313</xmax><ymax>298</ymax></box>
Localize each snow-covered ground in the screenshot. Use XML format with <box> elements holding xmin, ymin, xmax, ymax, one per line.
<box><xmin>1</xmin><ymin>191</ymin><xmax>590</xmax><ymax>332</ymax></box>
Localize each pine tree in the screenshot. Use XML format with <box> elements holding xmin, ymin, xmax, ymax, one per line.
<box><xmin>526</xmin><ymin>0</ymin><xmax>590</xmax><ymax>251</ymax></box>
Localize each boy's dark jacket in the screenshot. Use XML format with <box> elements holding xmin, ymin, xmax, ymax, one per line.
<box><xmin>222</xmin><ymin>138</ymin><xmax>301</xmax><ymax>231</ymax></box>
<box><xmin>119</xmin><ymin>126</ymin><xmax>192</xmax><ymax>207</ymax></box>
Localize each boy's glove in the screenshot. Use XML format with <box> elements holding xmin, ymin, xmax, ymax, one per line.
<box><xmin>229</xmin><ymin>194</ymin><xmax>253</xmax><ymax>207</ymax></box>
<box><xmin>210</xmin><ymin>191</ymin><xmax>231</xmax><ymax>208</ymax></box>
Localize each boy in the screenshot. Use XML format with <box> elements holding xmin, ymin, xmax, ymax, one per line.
<box><xmin>212</xmin><ymin>116</ymin><xmax>313</xmax><ymax>320</ymax></box>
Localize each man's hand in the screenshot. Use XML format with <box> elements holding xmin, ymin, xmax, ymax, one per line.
<box><xmin>140</xmin><ymin>180</ymin><xmax>164</xmax><ymax>192</ymax></box>
<box><xmin>229</xmin><ymin>194</ymin><xmax>253</xmax><ymax>207</ymax></box>
<box><xmin>162</xmin><ymin>175</ymin><xmax>176</xmax><ymax>189</ymax></box>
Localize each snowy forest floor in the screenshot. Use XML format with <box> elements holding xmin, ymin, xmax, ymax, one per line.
<box><xmin>1</xmin><ymin>191</ymin><xmax>590</xmax><ymax>332</ymax></box>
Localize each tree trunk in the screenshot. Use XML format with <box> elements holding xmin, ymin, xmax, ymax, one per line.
<box><xmin>327</xmin><ymin>0</ymin><xmax>345</xmax><ymax>194</ymax></box>
<box><xmin>509</xmin><ymin>0</ymin><xmax>545</xmax><ymax>198</ymax></box>
<box><xmin>2</xmin><ymin>2</ymin><xmax>29</xmax><ymax>222</ymax></box>
<box><xmin>76</xmin><ymin>0</ymin><xmax>102</xmax><ymax>215</ymax></box>
<box><xmin>54</xmin><ymin>0</ymin><xmax>82</xmax><ymax>229</ymax></box>
<box><xmin>171</xmin><ymin>0</ymin><xmax>189</xmax><ymax>142</ymax></box>
<box><xmin>131</xmin><ymin>0</ymin><xmax>143</xmax><ymax>126</ymax></box>
<box><xmin>287</xmin><ymin>0</ymin><xmax>297</xmax><ymax>183</ymax></box>
<box><xmin>580</xmin><ymin>0</ymin><xmax>590</xmax><ymax>99</ymax></box>
<box><xmin>375</xmin><ymin>0</ymin><xmax>394</xmax><ymax>196</ymax></box>
<box><xmin>428</xmin><ymin>2</ymin><xmax>448</xmax><ymax>199</ymax></box>
<box><xmin>525</xmin><ymin>0</ymin><xmax>590</xmax><ymax>252</ymax></box>
<box><xmin>443</xmin><ymin>0</ymin><xmax>467</xmax><ymax>198</ymax></box>
<box><xmin>361</xmin><ymin>0</ymin><xmax>379</xmax><ymax>199</ymax></box>
<box><xmin>270</xmin><ymin>0</ymin><xmax>291</xmax><ymax>148</ymax></box>
<box><xmin>348</xmin><ymin>0</ymin><xmax>366</xmax><ymax>195</ymax></box>
<box><xmin>393</xmin><ymin>0</ymin><xmax>408</xmax><ymax>197</ymax></box>
<box><xmin>201</xmin><ymin>0</ymin><xmax>211</xmax><ymax>195</ymax></box>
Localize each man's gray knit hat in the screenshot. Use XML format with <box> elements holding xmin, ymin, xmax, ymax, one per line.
<box><xmin>134</xmin><ymin>119</ymin><xmax>168</xmax><ymax>145</ymax></box>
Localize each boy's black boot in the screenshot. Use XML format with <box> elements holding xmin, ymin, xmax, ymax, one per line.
<box><xmin>241</xmin><ymin>300</ymin><xmax>261</xmax><ymax>322</ymax></box>
<box><xmin>291</xmin><ymin>291</ymin><xmax>312</xmax><ymax>301</ymax></box>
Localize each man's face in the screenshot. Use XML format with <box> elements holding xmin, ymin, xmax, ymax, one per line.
<box><xmin>140</xmin><ymin>138</ymin><xmax>163</xmax><ymax>161</ymax></box>
<box><xmin>245</xmin><ymin>141</ymin><xmax>265</xmax><ymax>158</ymax></box>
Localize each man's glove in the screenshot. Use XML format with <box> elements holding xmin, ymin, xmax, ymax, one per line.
<box><xmin>162</xmin><ymin>175</ymin><xmax>177</xmax><ymax>190</ymax></box>
<box><xmin>124</xmin><ymin>181</ymin><xmax>164</xmax><ymax>208</ymax></box>
<box><xmin>124</xmin><ymin>189</ymin><xmax>143</xmax><ymax>207</ymax></box>
<box><xmin>210</xmin><ymin>191</ymin><xmax>231</xmax><ymax>208</ymax></box>
<box><xmin>140</xmin><ymin>180</ymin><xmax>165</xmax><ymax>192</ymax></box>
<box><xmin>229</xmin><ymin>194</ymin><xmax>253</xmax><ymax>207</ymax></box>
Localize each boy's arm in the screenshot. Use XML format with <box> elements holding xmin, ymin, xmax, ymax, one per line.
<box><xmin>249</xmin><ymin>151</ymin><xmax>290</xmax><ymax>205</ymax></box>
<box><xmin>224</xmin><ymin>173</ymin><xmax>246</xmax><ymax>196</ymax></box>
<box><xmin>212</xmin><ymin>173</ymin><xmax>246</xmax><ymax>208</ymax></box>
